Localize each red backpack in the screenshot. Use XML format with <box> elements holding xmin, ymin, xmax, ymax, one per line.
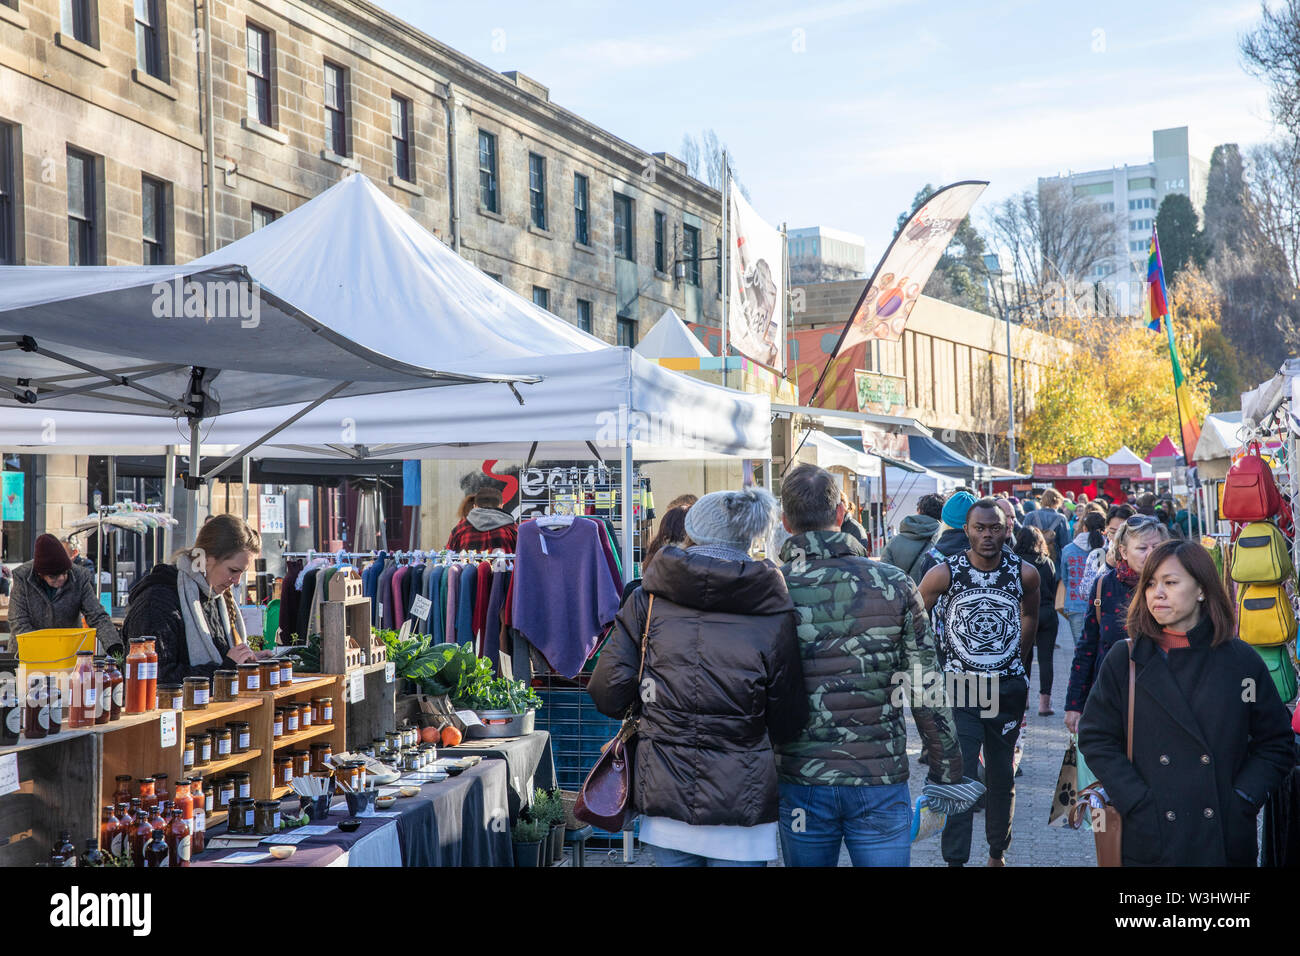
<box><xmin>1222</xmin><ymin>443</ymin><xmax>1283</xmax><ymax>522</ymax></box>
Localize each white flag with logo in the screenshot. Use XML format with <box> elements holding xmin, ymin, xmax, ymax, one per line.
<box><xmin>727</xmin><ymin>183</ymin><xmax>784</xmax><ymax>369</ymax></box>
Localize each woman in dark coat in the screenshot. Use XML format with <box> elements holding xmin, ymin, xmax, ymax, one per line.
<box><xmin>1013</xmin><ymin>525</ymin><xmax>1059</xmax><ymax>716</ymax></box>
<box><xmin>1078</xmin><ymin>540</ymin><xmax>1295</xmax><ymax>866</ymax></box>
<box><xmin>589</xmin><ymin>487</ymin><xmax>806</xmax><ymax>867</ymax></box>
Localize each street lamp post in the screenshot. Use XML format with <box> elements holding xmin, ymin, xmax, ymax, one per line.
<box><xmin>984</xmin><ymin>254</ymin><xmax>1018</xmax><ymax>472</ymax></box>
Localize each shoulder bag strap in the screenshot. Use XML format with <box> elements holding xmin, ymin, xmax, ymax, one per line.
<box><xmin>1125</xmin><ymin>638</ymin><xmax>1135</xmax><ymax>762</ymax></box>
<box><xmin>616</xmin><ymin>593</ymin><xmax>655</xmax><ymax>743</ymax></box>
<box><xmin>1094</xmin><ymin>575</ymin><xmax>1105</xmax><ymax>630</ymax></box>
<box><xmin>636</xmin><ymin>594</ymin><xmax>654</xmax><ymax>685</ymax></box>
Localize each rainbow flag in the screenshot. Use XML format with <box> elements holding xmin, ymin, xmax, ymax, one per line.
<box><xmin>1144</xmin><ymin>226</ymin><xmax>1200</xmax><ymax>460</ymax></box>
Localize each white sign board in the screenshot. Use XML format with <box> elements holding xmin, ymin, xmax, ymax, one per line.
<box><xmin>0</xmin><ymin>753</ymin><xmax>18</xmax><ymax>797</ymax></box>
<box><xmin>258</xmin><ymin>494</ymin><xmax>286</xmax><ymax>534</ymax></box>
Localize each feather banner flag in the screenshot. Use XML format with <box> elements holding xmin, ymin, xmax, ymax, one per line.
<box><xmin>1145</xmin><ymin>225</ymin><xmax>1200</xmax><ymax>461</ymax></box>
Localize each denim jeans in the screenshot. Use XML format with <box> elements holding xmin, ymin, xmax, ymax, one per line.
<box><xmin>649</xmin><ymin>845</ymin><xmax>767</xmax><ymax>867</ymax></box>
<box><xmin>778</xmin><ymin>781</ymin><xmax>912</xmax><ymax>867</ymax></box>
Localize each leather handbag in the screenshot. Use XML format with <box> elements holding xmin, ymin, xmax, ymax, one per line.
<box><xmin>1068</xmin><ymin>639</ymin><xmax>1134</xmax><ymax>867</ymax></box>
<box><xmin>574</xmin><ymin>594</ymin><xmax>653</xmax><ymax>831</ymax></box>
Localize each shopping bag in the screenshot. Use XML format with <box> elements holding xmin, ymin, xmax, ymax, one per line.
<box><xmin>1048</xmin><ymin>738</ymin><xmax>1079</xmax><ymax>828</ymax></box>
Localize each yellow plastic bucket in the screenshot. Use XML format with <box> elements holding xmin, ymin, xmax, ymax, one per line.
<box><xmin>15</xmin><ymin>627</ymin><xmax>96</xmax><ymax>672</ymax></box>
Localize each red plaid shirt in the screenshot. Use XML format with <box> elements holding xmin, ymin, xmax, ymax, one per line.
<box><xmin>445</xmin><ymin>519</ymin><xmax>517</xmax><ymax>554</ymax></box>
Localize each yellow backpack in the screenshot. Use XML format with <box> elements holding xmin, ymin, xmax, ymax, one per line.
<box><xmin>1230</xmin><ymin>521</ymin><xmax>1293</xmax><ymax>584</ymax></box>
<box><xmin>1236</xmin><ymin>583</ymin><xmax>1297</xmax><ymax>647</ymax></box>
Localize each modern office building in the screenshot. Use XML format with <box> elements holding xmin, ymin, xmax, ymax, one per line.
<box><xmin>788</xmin><ymin>225</ymin><xmax>867</xmax><ymax>284</ymax></box>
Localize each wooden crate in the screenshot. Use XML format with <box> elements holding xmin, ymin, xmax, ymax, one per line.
<box><xmin>0</xmin><ymin>731</ymin><xmax>99</xmax><ymax>866</ymax></box>
<box><xmin>322</xmin><ymin>572</ymin><xmax>370</xmax><ymax>673</ymax></box>
<box><xmin>344</xmin><ymin>662</ymin><xmax>399</xmax><ymax>751</ymax></box>
<box><xmin>258</xmin><ymin>673</ymin><xmax>347</xmax><ymax>802</ymax></box>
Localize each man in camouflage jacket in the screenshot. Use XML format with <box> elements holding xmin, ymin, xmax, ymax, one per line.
<box><xmin>775</xmin><ymin>464</ymin><xmax>963</xmax><ymax>867</ymax></box>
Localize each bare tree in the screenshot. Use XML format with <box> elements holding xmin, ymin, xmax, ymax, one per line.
<box><xmin>1247</xmin><ymin>137</ymin><xmax>1300</xmax><ymax>289</ymax></box>
<box><xmin>680</xmin><ymin>129</ymin><xmax>750</xmax><ymax>200</ymax></box>
<box><xmin>1242</xmin><ymin>1</ymin><xmax>1300</xmax><ymax>140</ymax></box>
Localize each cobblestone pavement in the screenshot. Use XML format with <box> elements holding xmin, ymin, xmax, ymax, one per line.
<box><xmin>585</xmin><ymin>614</ymin><xmax>1095</xmax><ymax>867</ymax></box>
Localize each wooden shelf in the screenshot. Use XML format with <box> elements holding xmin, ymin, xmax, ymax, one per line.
<box><xmin>0</xmin><ymin>708</ymin><xmax>165</xmax><ymax>757</ymax></box>
<box><xmin>271</xmin><ymin>674</ymin><xmax>337</xmax><ymax>700</ymax></box>
<box><xmin>192</xmin><ymin>748</ymin><xmax>263</xmax><ymax>779</ymax></box>
<box><xmin>271</xmin><ymin>723</ymin><xmax>335</xmax><ymax>751</ymax></box>
<box><xmin>271</xmin><ymin>784</ymin><xmax>293</xmax><ymax>800</ymax></box>
<box><xmin>175</xmin><ymin>698</ymin><xmax>262</xmax><ymax>729</ymax></box>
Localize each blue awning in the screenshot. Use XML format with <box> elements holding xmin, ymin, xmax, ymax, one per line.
<box><xmin>907</xmin><ymin>435</ymin><xmax>1005</xmax><ymax>481</ymax></box>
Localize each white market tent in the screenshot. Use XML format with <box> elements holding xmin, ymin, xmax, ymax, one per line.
<box><xmin>634</xmin><ymin>308</ymin><xmax>712</xmax><ymax>360</ymax></box>
<box><xmin>883</xmin><ymin>464</ymin><xmax>960</xmax><ymax>532</ymax></box>
<box><xmin>799</xmin><ymin>429</ymin><xmax>881</xmax><ymax>477</ymax></box>
<box><xmin>1105</xmin><ymin>445</ymin><xmax>1155</xmax><ymax>480</ymax></box>
<box><xmin>1193</xmin><ymin>411</ymin><xmax>1245</xmax><ymax>479</ymax></box>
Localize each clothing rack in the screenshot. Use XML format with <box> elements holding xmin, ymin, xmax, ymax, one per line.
<box><xmin>281</xmin><ymin>549</ymin><xmax>516</xmax><ymax>562</ymax></box>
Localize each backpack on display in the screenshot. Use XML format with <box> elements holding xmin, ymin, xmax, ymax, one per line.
<box><xmin>1236</xmin><ymin>583</ymin><xmax>1298</xmax><ymax>647</ymax></box>
<box><xmin>1230</xmin><ymin>521</ymin><xmax>1294</xmax><ymax>584</ymax></box>
<box><xmin>1251</xmin><ymin>644</ymin><xmax>1298</xmax><ymax>704</ymax></box>
<box><xmin>1221</xmin><ymin>443</ymin><xmax>1283</xmax><ymax>522</ymax></box>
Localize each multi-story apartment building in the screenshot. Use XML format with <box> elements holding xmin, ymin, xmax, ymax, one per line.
<box><xmin>788</xmin><ymin>225</ymin><xmax>866</xmax><ymax>284</ymax></box>
<box><xmin>1038</xmin><ymin>126</ymin><xmax>1208</xmax><ymax>315</ymax></box>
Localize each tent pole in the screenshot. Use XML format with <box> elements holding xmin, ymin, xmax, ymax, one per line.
<box><xmin>187</xmin><ymin>419</ymin><xmax>201</xmax><ymax>545</ymax></box>
<box><xmin>201</xmin><ymin>381</ymin><xmax>353</xmax><ymax>481</ymax></box>
<box><xmin>242</xmin><ymin>456</ymin><xmax>251</xmax><ymax>524</ymax></box>
<box><xmin>763</xmin><ymin>459</ymin><xmax>773</xmax><ymax>490</ymax></box>
<box><xmin>721</xmin><ymin>148</ymin><xmax>729</xmax><ymax>390</ymax></box>
<box><xmin>621</xmin><ymin>441</ymin><xmax>634</xmax><ymax>583</ymax></box>
<box><xmin>163</xmin><ymin>446</ymin><xmax>176</xmax><ymax>556</ymax></box>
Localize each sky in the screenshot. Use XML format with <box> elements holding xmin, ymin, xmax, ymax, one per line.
<box><xmin>375</xmin><ymin>0</ymin><xmax>1280</xmax><ymax>258</ymax></box>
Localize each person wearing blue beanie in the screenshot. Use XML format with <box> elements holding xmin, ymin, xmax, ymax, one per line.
<box><xmin>941</xmin><ymin>492</ymin><xmax>977</xmax><ymax>530</ymax></box>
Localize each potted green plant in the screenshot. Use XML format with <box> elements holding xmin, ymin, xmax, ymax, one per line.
<box><xmin>535</xmin><ymin>788</ymin><xmax>566</xmax><ymax>864</ymax></box>
<box><xmin>511</xmin><ymin>816</ymin><xmax>549</xmax><ymax>868</ymax></box>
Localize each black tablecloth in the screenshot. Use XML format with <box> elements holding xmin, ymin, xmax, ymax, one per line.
<box><xmin>448</xmin><ymin>731</ymin><xmax>555</xmax><ymax>820</ymax></box>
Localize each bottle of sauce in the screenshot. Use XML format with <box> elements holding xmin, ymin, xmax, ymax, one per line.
<box><xmin>124</xmin><ymin>639</ymin><xmax>150</xmax><ymax>715</ymax></box>
<box><xmin>142</xmin><ymin>828</ymin><xmax>169</xmax><ymax>867</ymax></box>
<box><xmin>68</xmin><ymin>650</ymin><xmax>96</xmax><ymax>729</ymax></box>
<box><xmin>0</xmin><ymin>654</ymin><xmax>19</xmax><ymax>747</ymax></box>
<box><xmin>80</xmin><ymin>838</ymin><xmax>105</xmax><ymax>868</ymax></box>
<box><xmin>53</xmin><ymin>830</ymin><xmax>77</xmax><ymax>866</ymax></box>
<box><xmin>153</xmin><ymin>772</ymin><xmax>170</xmax><ymax>806</ymax></box>
<box><xmin>110</xmin><ymin>804</ymin><xmax>131</xmax><ymax>859</ymax></box>
<box><xmin>93</xmin><ymin>658</ymin><xmax>109</xmax><ymax>724</ymax></box>
<box><xmin>98</xmin><ymin>805</ymin><xmax>119</xmax><ymax>852</ymax></box>
<box><xmin>185</xmin><ymin>777</ymin><xmax>206</xmax><ymax>856</ymax></box>
<box><xmin>139</xmin><ymin>777</ymin><xmax>157</xmax><ymax>810</ymax></box>
<box><xmin>24</xmin><ymin>674</ymin><xmax>48</xmax><ymax>741</ymax></box>
<box><xmin>142</xmin><ymin>638</ymin><xmax>158</xmax><ymax>711</ymax></box>
<box><xmin>112</xmin><ymin>775</ymin><xmax>133</xmax><ymax>806</ymax></box>
<box><xmin>46</xmin><ymin>673</ymin><xmax>63</xmax><ymax>736</ymax></box>
<box><xmin>104</xmin><ymin>656</ymin><xmax>124</xmax><ymax>721</ymax></box>
<box><xmin>131</xmin><ymin>807</ymin><xmax>154</xmax><ymax>866</ymax></box>
<box><xmin>165</xmin><ymin>807</ymin><xmax>191</xmax><ymax>867</ymax></box>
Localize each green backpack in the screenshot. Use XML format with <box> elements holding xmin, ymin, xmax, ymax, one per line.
<box><xmin>1252</xmin><ymin>643</ymin><xmax>1298</xmax><ymax>705</ymax></box>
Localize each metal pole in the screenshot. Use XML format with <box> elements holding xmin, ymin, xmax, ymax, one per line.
<box><xmin>163</xmin><ymin>446</ymin><xmax>176</xmax><ymax>556</ymax></box>
<box><xmin>1004</xmin><ymin>303</ymin><xmax>1018</xmax><ymax>472</ymax></box>
<box><xmin>107</xmin><ymin>456</ymin><xmax>117</xmax><ymax>608</ymax></box>
<box><xmin>762</xmin><ymin>459</ymin><xmax>774</xmax><ymax>490</ymax></box>
<box><xmin>187</xmin><ymin>419</ymin><xmax>201</xmax><ymax>545</ymax></box>
<box><xmin>720</xmin><ymin>148</ymin><xmax>729</xmax><ymax>389</ymax></box>
<box><xmin>621</xmin><ymin>441</ymin><xmax>634</xmax><ymax>583</ymax></box>
<box><xmin>780</xmin><ymin>220</ymin><xmax>789</xmax><ymax>377</ymax></box>
<box><xmin>241</xmin><ymin>456</ymin><xmax>250</xmax><ymax>524</ymax></box>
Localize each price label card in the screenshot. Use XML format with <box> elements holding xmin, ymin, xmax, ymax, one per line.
<box><xmin>349</xmin><ymin>670</ymin><xmax>365</xmax><ymax>704</ymax></box>
<box><xmin>409</xmin><ymin>595</ymin><xmax>432</xmax><ymax>622</ymax></box>
<box><xmin>595</xmin><ymin>491</ymin><xmax>614</xmax><ymax>509</ymax></box>
<box><xmin>0</xmin><ymin>753</ymin><xmax>18</xmax><ymax>797</ymax></box>
<box><xmin>384</xmin><ymin>662</ymin><xmax>395</xmax><ymax>684</ymax></box>
<box><xmin>455</xmin><ymin>709</ymin><xmax>483</xmax><ymax>727</ymax></box>
<box><xmin>398</xmin><ymin>620</ymin><xmax>413</xmax><ymax>642</ymax></box>
<box><xmin>159</xmin><ymin>711</ymin><xmax>178</xmax><ymax>748</ymax></box>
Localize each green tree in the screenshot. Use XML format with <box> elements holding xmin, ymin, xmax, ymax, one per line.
<box><xmin>897</xmin><ymin>184</ymin><xmax>991</xmax><ymax>314</ymax></box>
<box><xmin>1155</xmin><ymin>193</ymin><xmax>1204</xmax><ymax>282</ymax></box>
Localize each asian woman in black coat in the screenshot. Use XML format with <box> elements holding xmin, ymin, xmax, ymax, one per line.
<box><xmin>1078</xmin><ymin>540</ymin><xmax>1296</xmax><ymax>866</ymax></box>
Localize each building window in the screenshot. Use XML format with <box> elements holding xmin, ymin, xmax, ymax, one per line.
<box><xmin>576</xmin><ymin>298</ymin><xmax>592</xmax><ymax>334</ymax></box>
<box><xmin>64</xmin><ymin>0</ymin><xmax>96</xmax><ymax>46</ymax></box>
<box><xmin>573</xmin><ymin>173</ymin><xmax>588</xmax><ymax>245</ymax></box>
<box><xmin>66</xmin><ymin>148</ymin><xmax>96</xmax><ymax>266</ymax></box>
<box><xmin>528</xmin><ymin>153</ymin><xmax>546</xmax><ymax>229</ymax></box>
<box><xmin>251</xmin><ymin>204</ymin><xmax>279</xmax><ymax>231</ymax></box>
<box><xmin>323</xmin><ymin>61</ymin><xmax>347</xmax><ymax>157</ymax></box>
<box><xmin>484</xmin><ymin>272</ymin><xmax>502</xmax><ymax>283</ymax></box>
<box><xmin>653</xmin><ymin>211</ymin><xmax>665</xmax><ymax>273</ymax></box>
<box><xmin>613</xmin><ymin>193</ymin><xmax>633</xmax><ymax>260</ymax></box>
<box><xmin>0</xmin><ymin>124</ymin><xmax>13</xmax><ymax>265</ymax></box>
<box><xmin>134</xmin><ymin>0</ymin><xmax>163</xmax><ymax>78</ymax></box>
<box><xmin>617</xmin><ymin>317</ymin><xmax>637</xmax><ymax>348</ymax></box>
<box><xmin>532</xmin><ymin>286</ymin><xmax>550</xmax><ymax>312</ymax></box>
<box><xmin>391</xmin><ymin>95</ymin><xmax>412</xmax><ymax>182</ymax></box>
<box><xmin>1130</xmin><ymin>218</ymin><xmax>1152</xmax><ymax>232</ymax></box>
<box><xmin>683</xmin><ymin>224</ymin><xmax>700</xmax><ymax>286</ymax></box>
<box><xmin>478</xmin><ymin>130</ymin><xmax>498</xmax><ymax>213</ymax></box>
<box><xmin>141</xmin><ymin>175</ymin><xmax>167</xmax><ymax>265</ymax></box>
<box><xmin>246</xmin><ymin>24</ymin><xmax>273</xmax><ymax>127</ymax></box>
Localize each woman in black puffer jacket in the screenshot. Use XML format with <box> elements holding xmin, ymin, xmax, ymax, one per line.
<box><xmin>588</xmin><ymin>487</ymin><xmax>806</xmax><ymax>867</ymax></box>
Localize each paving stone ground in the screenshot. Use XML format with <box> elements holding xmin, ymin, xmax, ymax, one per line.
<box><xmin>584</xmin><ymin>613</ymin><xmax>1096</xmax><ymax>868</ymax></box>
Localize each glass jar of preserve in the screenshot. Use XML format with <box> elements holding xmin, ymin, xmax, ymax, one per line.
<box><xmin>182</xmin><ymin>677</ymin><xmax>210</xmax><ymax>711</ymax></box>
<box><xmin>272</xmin><ymin>709</ymin><xmax>284</xmax><ymax>739</ymax></box>
<box><xmin>228</xmin><ymin>797</ymin><xmax>255</xmax><ymax>834</ymax></box>
<box><xmin>274</xmin><ymin>755</ymin><xmax>294</xmax><ymax>788</ymax></box>
<box><xmin>124</xmin><ymin>639</ymin><xmax>151</xmax><ymax>715</ymax></box>
<box><xmin>157</xmin><ymin>683</ymin><xmax>184</xmax><ymax>712</ymax></box>
<box><xmin>228</xmin><ymin>721</ymin><xmax>251</xmax><ymax>754</ymax></box>
<box><xmin>385</xmin><ymin>731</ymin><xmax>402</xmax><ymax>752</ymax></box>
<box><xmin>284</xmin><ymin>705</ymin><xmax>299</xmax><ymax>735</ymax></box>
<box><xmin>216</xmin><ymin>777</ymin><xmax>235</xmax><ymax>810</ymax></box>
<box><xmin>291</xmin><ymin>749</ymin><xmax>310</xmax><ymax>779</ymax></box>
<box><xmin>194</xmin><ymin>732</ymin><xmax>212</xmax><ymax>766</ymax></box>
<box><xmin>279</xmin><ymin>658</ymin><xmax>294</xmax><ymax>685</ymax></box>
<box><xmin>182</xmin><ymin>735</ymin><xmax>196</xmax><ymax>770</ymax></box>
<box><xmin>297</xmin><ymin>701</ymin><xmax>311</xmax><ymax>729</ymax></box>
<box><xmin>313</xmin><ymin>697</ymin><xmax>333</xmax><ymax>724</ymax></box>
<box><xmin>310</xmin><ymin>742</ymin><xmax>333</xmax><ymax>773</ymax></box>
<box><xmin>338</xmin><ymin>760</ymin><xmax>361</xmax><ymax>792</ymax></box>
<box><xmin>230</xmin><ymin>771</ymin><xmax>252</xmax><ymax>801</ymax></box>
<box><xmin>261</xmin><ymin>659</ymin><xmax>281</xmax><ymax>690</ymax></box>
<box><xmin>213</xmin><ymin>669</ymin><xmax>239</xmax><ymax>702</ymax></box>
<box><xmin>213</xmin><ymin>727</ymin><xmax>233</xmax><ymax>760</ymax></box>
<box><xmin>254</xmin><ymin>799</ymin><xmax>282</xmax><ymax>835</ymax></box>
<box><xmin>201</xmin><ymin>780</ymin><xmax>215</xmax><ymax>815</ymax></box>
<box><xmin>238</xmin><ymin>662</ymin><xmax>261</xmax><ymax>694</ymax></box>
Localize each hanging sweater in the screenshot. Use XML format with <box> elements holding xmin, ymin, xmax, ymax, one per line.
<box><xmin>512</xmin><ymin>519</ymin><xmax>621</xmax><ymax>678</ymax></box>
<box><xmin>444</xmin><ymin>564</ymin><xmax>462</xmax><ymax>644</ymax></box>
<box><xmin>456</xmin><ymin>563</ymin><xmax>477</xmax><ymax>646</ymax></box>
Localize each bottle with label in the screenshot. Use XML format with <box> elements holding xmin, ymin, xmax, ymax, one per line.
<box><xmin>165</xmin><ymin>808</ymin><xmax>191</xmax><ymax>867</ymax></box>
<box><xmin>153</xmin><ymin>772</ymin><xmax>170</xmax><ymax>806</ymax></box>
<box><xmin>53</xmin><ymin>830</ymin><xmax>77</xmax><ymax>866</ymax></box>
<box><xmin>112</xmin><ymin>774</ymin><xmax>133</xmax><ymax>806</ymax></box>
<box><xmin>110</xmin><ymin>803</ymin><xmax>131</xmax><ymax>859</ymax></box>
<box><xmin>68</xmin><ymin>651</ymin><xmax>96</xmax><ymax>729</ymax></box>
<box><xmin>142</xmin><ymin>828</ymin><xmax>169</xmax><ymax>868</ymax></box>
<box><xmin>148</xmin><ymin>801</ymin><xmax>167</xmax><ymax>836</ymax></box>
<box><xmin>131</xmin><ymin>807</ymin><xmax>154</xmax><ymax>866</ymax></box>
<box><xmin>46</xmin><ymin>674</ymin><xmax>63</xmax><ymax>736</ymax></box>
<box><xmin>141</xmin><ymin>638</ymin><xmax>158</xmax><ymax>710</ymax></box>
<box><xmin>104</xmin><ymin>656</ymin><xmax>124</xmax><ymax>721</ymax></box>
<box><xmin>139</xmin><ymin>776</ymin><xmax>157</xmax><ymax>810</ymax></box>
<box><xmin>92</xmin><ymin>658</ymin><xmax>109</xmax><ymax>724</ymax></box>
<box><xmin>124</xmin><ymin>639</ymin><xmax>150</xmax><ymax>715</ymax></box>
<box><xmin>0</xmin><ymin>671</ymin><xmax>19</xmax><ymax>748</ymax></box>
<box><xmin>80</xmin><ymin>838</ymin><xmax>105</xmax><ymax>868</ymax></box>
<box><xmin>24</xmin><ymin>674</ymin><xmax>48</xmax><ymax>741</ymax></box>
<box><xmin>186</xmin><ymin>778</ymin><xmax>206</xmax><ymax>856</ymax></box>
<box><xmin>98</xmin><ymin>805</ymin><xmax>119</xmax><ymax>853</ymax></box>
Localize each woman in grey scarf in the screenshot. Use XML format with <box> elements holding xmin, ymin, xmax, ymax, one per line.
<box><xmin>121</xmin><ymin>514</ymin><xmax>265</xmax><ymax>685</ymax></box>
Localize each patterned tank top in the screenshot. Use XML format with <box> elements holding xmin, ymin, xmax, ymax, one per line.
<box><xmin>934</xmin><ymin>549</ymin><xmax>1026</xmax><ymax>678</ymax></box>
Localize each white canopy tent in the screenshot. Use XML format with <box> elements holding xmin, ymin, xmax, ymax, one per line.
<box><xmin>883</xmin><ymin>465</ymin><xmax>960</xmax><ymax>533</ymax></box>
<box><xmin>799</xmin><ymin>429</ymin><xmax>881</xmax><ymax>478</ymax></box>
<box><xmin>1105</xmin><ymin>445</ymin><xmax>1155</xmax><ymax>480</ymax></box>
<box><xmin>634</xmin><ymin>309</ymin><xmax>712</xmax><ymax>360</ymax></box>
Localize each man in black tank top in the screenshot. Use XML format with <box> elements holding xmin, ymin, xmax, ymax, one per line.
<box><xmin>919</xmin><ymin>497</ymin><xmax>1038</xmax><ymax>867</ymax></box>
